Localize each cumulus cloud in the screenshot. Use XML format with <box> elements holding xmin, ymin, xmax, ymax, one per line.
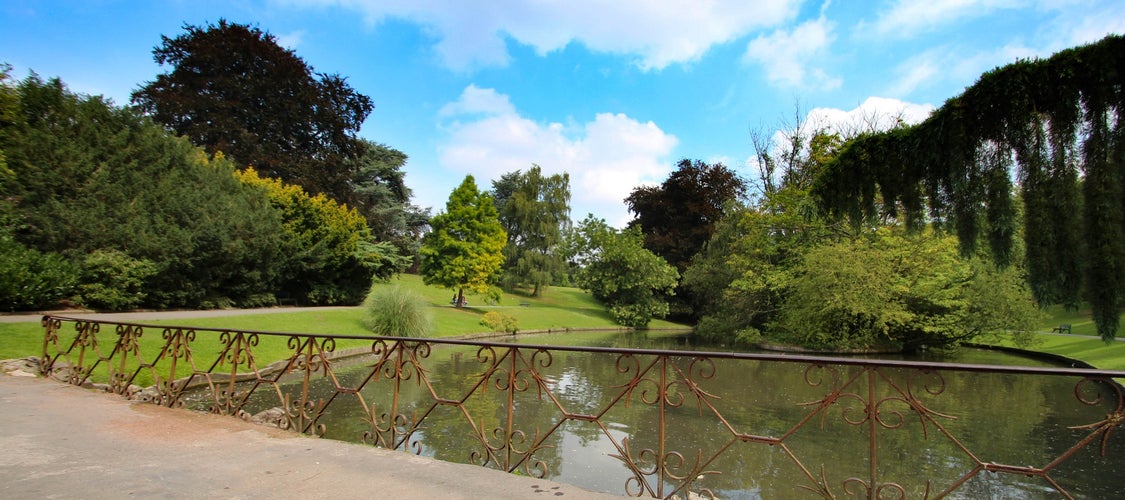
<box><xmin>874</xmin><ymin>1</ymin><xmax>1121</xmax><ymax>98</ymax></box>
<box><xmin>861</xmin><ymin>0</ymin><xmax>1124</xmax><ymax>45</ymax></box>
<box><xmin>743</xmin><ymin>16</ymin><xmax>841</xmax><ymax>90</ymax></box>
<box><xmin>749</xmin><ymin>97</ymin><xmax>934</xmax><ymax>180</ymax></box>
<box><xmin>438</xmin><ymin>85</ymin><xmax>677</xmax><ymax>226</ymax></box>
<box><xmin>438</xmin><ymin>84</ymin><xmax>515</xmax><ymax>117</ymax></box>
<box><xmin>283</xmin><ymin>0</ymin><xmax>802</xmax><ymax>70</ymax></box>
<box><xmin>806</xmin><ymin>96</ymin><xmax>935</xmax><ymax>134</ymax></box>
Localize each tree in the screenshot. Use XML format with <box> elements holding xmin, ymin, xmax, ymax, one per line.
<box><xmin>773</xmin><ymin>228</ymin><xmax>1040</xmax><ymax>352</ymax></box>
<box><xmin>626</xmin><ymin>159</ymin><xmax>746</xmax><ymax>272</ymax></box>
<box><xmin>234</xmin><ymin>167</ymin><xmax>376</xmax><ymax>304</ymax></box>
<box><xmin>812</xmin><ymin>34</ymin><xmax>1125</xmax><ymax>340</ymax></box>
<box><xmin>420</xmin><ymin>176</ymin><xmax>507</xmax><ymax>307</ymax></box>
<box><xmin>131</xmin><ymin>20</ymin><xmax>374</xmax><ymax>203</ymax></box>
<box><xmin>681</xmin><ymin>128</ymin><xmax>855</xmax><ymax>344</ymax></box>
<box><xmin>492</xmin><ymin>165</ymin><xmax>571</xmax><ymax>296</ymax></box>
<box><xmin>682</xmin><ymin>189</ymin><xmax>838</xmax><ymax>344</ymax></box>
<box><xmin>2</xmin><ymin>72</ymin><xmax>288</xmax><ymax>309</ymax></box>
<box><xmin>348</xmin><ymin>140</ymin><xmax>431</xmax><ymax>272</ymax></box>
<box><xmin>625</xmin><ymin>159</ymin><xmax>746</xmax><ymax>319</ymax></box>
<box><xmin>569</xmin><ymin>215</ymin><xmax>679</xmax><ymax>328</ymax></box>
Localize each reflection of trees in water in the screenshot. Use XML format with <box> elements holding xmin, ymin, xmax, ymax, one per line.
<box><xmin>239</xmin><ymin>339</ymin><xmax>1123</xmax><ymax>498</ymax></box>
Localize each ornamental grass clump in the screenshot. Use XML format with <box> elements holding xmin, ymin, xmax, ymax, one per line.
<box><xmin>362</xmin><ymin>285</ymin><xmax>432</xmax><ymax>338</ymax></box>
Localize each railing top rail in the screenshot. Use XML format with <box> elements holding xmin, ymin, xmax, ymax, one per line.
<box><xmin>42</xmin><ymin>314</ymin><xmax>1125</xmax><ymax>379</ymax></box>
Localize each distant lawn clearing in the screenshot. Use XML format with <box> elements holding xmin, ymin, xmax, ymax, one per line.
<box><xmin>0</xmin><ymin>275</ymin><xmax>686</xmax><ymax>363</ymax></box>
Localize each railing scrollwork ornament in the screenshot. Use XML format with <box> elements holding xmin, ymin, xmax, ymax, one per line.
<box><xmin>362</xmin><ymin>407</ymin><xmax>420</xmax><ymax>452</ymax></box>
<box><xmin>108</xmin><ymin>323</ymin><xmax>142</xmax><ymax>395</ymax></box>
<box><xmin>1066</xmin><ymin>377</ymin><xmax>1125</xmax><ymax>456</ymax></box>
<box><xmin>358</xmin><ymin>339</ymin><xmax>434</xmax><ymax>456</ymax></box>
<box><xmin>280</xmin><ymin>393</ymin><xmax>328</xmax><ymax>437</ymax></box>
<box><xmin>461</xmin><ymin>347</ymin><xmax>556</xmax><ymax>477</ymax></box>
<box><xmin>841</xmin><ymin>478</ymin><xmax>910</xmax><ymax>500</ymax></box>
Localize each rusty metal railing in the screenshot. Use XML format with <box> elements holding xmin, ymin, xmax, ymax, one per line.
<box><xmin>38</xmin><ymin>315</ymin><xmax>1125</xmax><ymax>498</ymax></box>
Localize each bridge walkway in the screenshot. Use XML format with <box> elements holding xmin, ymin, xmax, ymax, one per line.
<box><xmin>0</xmin><ymin>374</ymin><xmax>619</xmax><ymax>499</ymax></box>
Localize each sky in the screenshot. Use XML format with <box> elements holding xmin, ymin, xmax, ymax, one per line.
<box><xmin>2</xmin><ymin>1</ymin><xmax>1123</xmax><ymax>226</ymax></box>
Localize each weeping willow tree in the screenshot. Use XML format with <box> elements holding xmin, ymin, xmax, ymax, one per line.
<box><xmin>812</xmin><ymin>34</ymin><xmax>1125</xmax><ymax>341</ymax></box>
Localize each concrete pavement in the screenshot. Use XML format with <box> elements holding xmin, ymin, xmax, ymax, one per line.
<box><xmin>0</xmin><ymin>374</ymin><xmax>620</xmax><ymax>499</ymax></box>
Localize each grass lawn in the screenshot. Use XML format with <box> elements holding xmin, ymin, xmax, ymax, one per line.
<box><xmin>0</xmin><ymin>274</ymin><xmax>686</xmax><ymax>364</ymax></box>
<box><xmin>972</xmin><ymin>304</ymin><xmax>1125</xmax><ymax>372</ymax></box>
<box><xmin>6</xmin><ymin>281</ymin><xmax>1124</xmax><ymax>375</ymax></box>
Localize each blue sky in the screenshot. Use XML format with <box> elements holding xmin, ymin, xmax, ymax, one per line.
<box><xmin>3</xmin><ymin>1</ymin><xmax>1123</xmax><ymax>226</ymax></box>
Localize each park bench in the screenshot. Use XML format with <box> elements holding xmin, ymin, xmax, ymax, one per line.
<box><xmin>1052</xmin><ymin>324</ymin><xmax>1072</xmax><ymax>334</ymax></box>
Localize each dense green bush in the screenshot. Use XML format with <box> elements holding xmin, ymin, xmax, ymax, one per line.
<box><xmin>362</xmin><ymin>285</ymin><xmax>432</xmax><ymax>338</ymax></box>
<box><xmin>0</xmin><ymin>235</ymin><xmax>78</xmax><ymax>311</ymax></box>
<box><xmin>75</xmin><ymin>249</ymin><xmax>157</xmax><ymax>311</ymax></box>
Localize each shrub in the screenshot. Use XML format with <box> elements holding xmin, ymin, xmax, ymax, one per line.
<box><xmin>0</xmin><ymin>236</ymin><xmax>79</xmax><ymax>311</ymax></box>
<box><xmin>75</xmin><ymin>249</ymin><xmax>158</xmax><ymax>311</ymax></box>
<box><xmin>240</xmin><ymin>293</ymin><xmax>278</xmax><ymax>309</ymax></box>
<box><xmin>481</xmin><ymin>311</ymin><xmax>519</xmax><ymax>333</ymax></box>
<box><xmin>362</xmin><ymin>285</ymin><xmax>432</xmax><ymax>338</ymax></box>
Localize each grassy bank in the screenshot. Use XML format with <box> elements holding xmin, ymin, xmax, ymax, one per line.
<box><xmin>5</xmin><ymin>282</ymin><xmax>1124</xmax><ymax>373</ymax></box>
<box><xmin>977</xmin><ymin>304</ymin><xmax>1125</xmax><ymax>371</ymax></box>
<box><xmin>0</xmin><ymin>274</ymin><xmax>686</xmax><ymax>362</ymax></box>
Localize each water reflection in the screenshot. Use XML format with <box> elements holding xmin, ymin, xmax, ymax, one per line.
<box><xmin>198</xmin><ymin>331</ymin><xmax>1124</xmax><ymax>498</ymax></box>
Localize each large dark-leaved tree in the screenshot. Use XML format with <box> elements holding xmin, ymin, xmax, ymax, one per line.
<box><xmin>625</xmin><ymin>159</ymin><xmax>746</xmax><ymax>318</ymax></box>
<box><xmin>132</xmin><ymin>20</ymin><xmax>373</xmax><ymax>203</ymax></box>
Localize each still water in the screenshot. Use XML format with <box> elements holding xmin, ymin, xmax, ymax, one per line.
<box><xmin>225</xmin><ymin>331</ymin><xmax>1125</xmax><ymax>498</ymax></box>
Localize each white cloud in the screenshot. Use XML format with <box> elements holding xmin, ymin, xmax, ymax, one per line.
<box><xmin>862</xmin><ymin>0</ymin><xmax>1024</xmax><ymax>39</ymax></box>
<box><xmin>886</xmin><ymin>43</ymin><xmax>1037</xmax><ymax>97</ymax></box>
<box><xmin>743</xmin><ymin>16</ymin><xmax>842</xmax><ymax>90</ymax></box>
<box><xmin>283</xmin><ymin>0</ymin><xmax>802</xmax><ymax>71</ymax></box>
<box><xmin>437</xmin><ymin>85</ymin><xmax>677</xmax><ymax>226</ymax></box>
<box><xmin>861</xmin><ymin>0</ymin><xmax>1123</xmax><ymax>45</ymax></box>
<box><xmin>744</xmin><ymin>97</ymin><xmax>934</xmax><ymax>192</ymax></box>
<box><xmin>437</xmin><ymin>84</ymin><xmax>515</xmax><ymax>117</ymax></box>
<box><xmin>1030</xmin><ymin>1</ymin><xmax>1125</xmax><ymax>51</ymax></box>
<box><xmin>806</xmin><ymin>96</ymin><xmax>935</xmax><ymax>134</ymax></box>
<box><xmin>275</xmin><ymin>30</ymin><xmax>306</xmax><ymax>49</ymax></box>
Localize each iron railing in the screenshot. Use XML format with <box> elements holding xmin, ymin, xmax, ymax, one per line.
<box><xmin>38</xmin><ymin>315</ymin><xmax>1125</xmax><ymax>498</ymax></box>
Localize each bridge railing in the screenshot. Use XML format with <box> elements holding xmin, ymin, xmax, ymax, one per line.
<box><xmin>38</xmin><ymin>315</ymin><xmax>1125</xmax><ymax>499</ymax></box>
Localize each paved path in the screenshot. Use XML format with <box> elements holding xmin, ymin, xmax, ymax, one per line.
<box><xmin>0</xmin><ymin>374</ymin><xmax>620</xmax><ymax>499</ymax></box>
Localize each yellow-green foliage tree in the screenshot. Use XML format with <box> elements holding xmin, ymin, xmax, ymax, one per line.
<box><xmin>235</xmin><ymin>166</ymin><xmax>375</xmax><ymax>304</ymax></box>
<box><xmin>420</xmin><ymin>175</ymin><xmax>507</xmax><ymax>307</ymax></box>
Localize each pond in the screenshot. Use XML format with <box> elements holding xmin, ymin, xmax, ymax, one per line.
<box><xmin>209</xmin><ymin>330</ymin><xmax>1125</xmax><ymax>498</ymax></box>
